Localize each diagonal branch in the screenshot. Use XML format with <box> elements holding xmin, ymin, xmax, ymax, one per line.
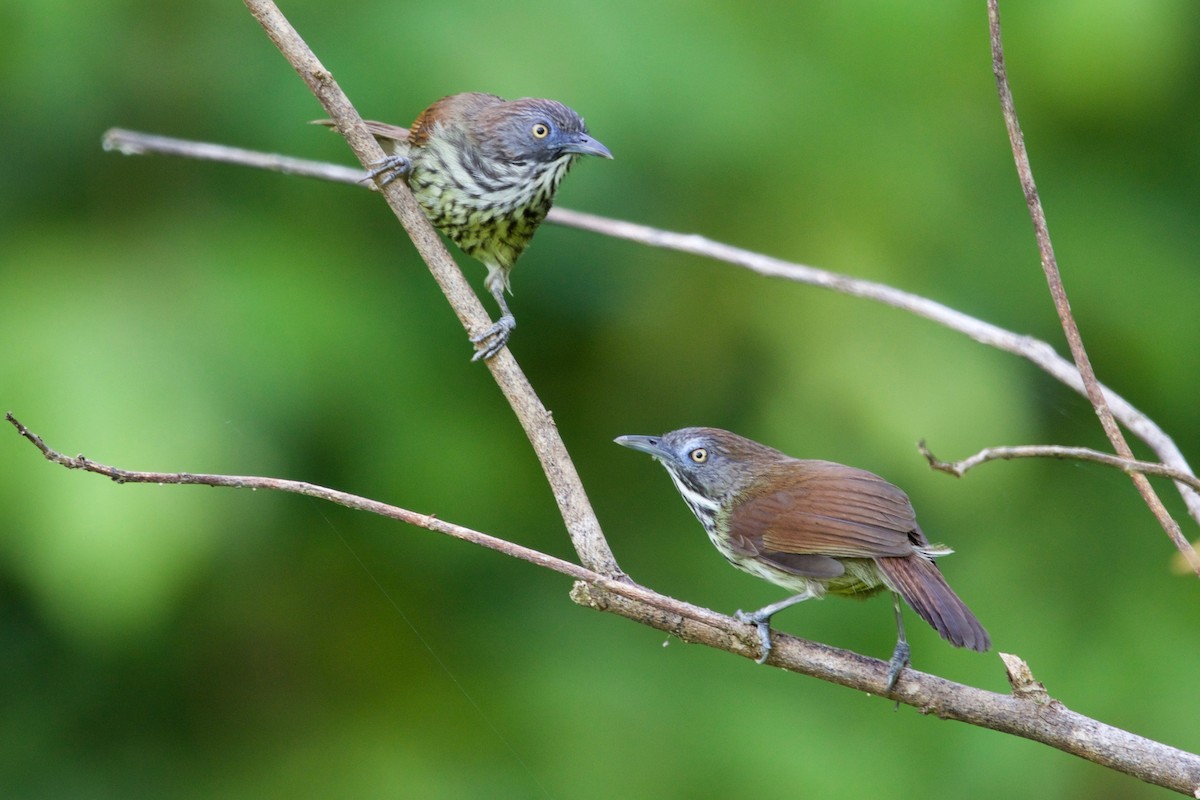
<box><xmin>99</xmin><ymin>127</ymin><xmax>1200</xmax><ymax>537</ymax></box>
<box><xmin>241</xmin><ymin>0</ymin><xmax>618</xmax><ymax>577</ymax></box>
<box><xmin>988</xmin><ymin>0</ymin><xmax>1197</xmax><ymax>576</ymax></box>
<box><xmin>8</xmin><ymin>411</ymin><xmax>1200</xmax><ymax>794</ymax></box>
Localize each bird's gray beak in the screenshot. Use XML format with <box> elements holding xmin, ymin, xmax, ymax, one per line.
<box><xmin>568</xmin><ymin>133</ymin><xmax>613</xmax><ymax>160</ymax></box>
<box><xmin>614</xmin><ymin>434</ymin><xmax>669</xmax><ymax>460</ymax></box>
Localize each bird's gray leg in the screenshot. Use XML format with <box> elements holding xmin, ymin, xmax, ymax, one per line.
<box><xmin>470</xmin><ymin>281</ymin><xmax>517</xmax><ymax>361</ymax></box>
<box><xmin>885</xmin><ymin>592</ymin><xmax>910</xmax><ymax>693</ymax></box>
<box><xmin>735</xmin><ymin>589</ymin><xmax>818</xmax><ymax>665</ymax></box>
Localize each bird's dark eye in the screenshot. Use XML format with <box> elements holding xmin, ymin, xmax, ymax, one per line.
<box><xmin>690</xmin><ymin>448</ymin><xmax>708</xmax><ymax>464</ymax></box>
<box><xmin>531</xmin><ymin>123</ymin><xmax>550</xmax><ymax>139</ymax></box>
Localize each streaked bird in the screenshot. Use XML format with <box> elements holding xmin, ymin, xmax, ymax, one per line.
<box><xmin>320</xmin><ymin>92</ymin><xmax>611</xmax><ymax>360</ymax></box>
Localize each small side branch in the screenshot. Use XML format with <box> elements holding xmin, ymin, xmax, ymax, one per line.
<box><xmin>102</xmin><ymin>128</ymin><xmax>367</xmax><ymax>184</ymax></box>
<box><xmin>919</xmin><ymin>440</ymin><xmax>1200</xmax><ymax>493</ymax></box>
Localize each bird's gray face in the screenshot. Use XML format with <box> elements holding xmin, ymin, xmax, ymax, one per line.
<box><xmin>614</xmin><ymin>428</ymin><xmax>749</xmax><ymax>502</ymax></box>
<box><xmin>486</xmin><ymin>99</ymin><xmax>612</xmax><ymax>164</ymax></box>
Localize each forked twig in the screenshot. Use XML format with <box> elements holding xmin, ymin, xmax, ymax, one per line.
<box><xmin>987</xmin><ymin>0</ymin><xmax>1197</xmax><ymax>575</ymax></box>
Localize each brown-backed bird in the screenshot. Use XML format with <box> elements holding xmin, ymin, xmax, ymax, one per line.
<box><xmin>615</xmin><ymin>427</ymin><xmax>989</xmax><ymax>690</ymax></box>
<box><xmin>323</xmin><ymin>92</ymin><xmax>611</xmax><ymax>360</ymax></box>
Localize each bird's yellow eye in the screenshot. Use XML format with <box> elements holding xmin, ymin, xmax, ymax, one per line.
<box><xmin>531</xmin><ymin>123</ymin><xmax>550</xmax><ymax>139</ymax></box>
<box><xmin>690</xmin><ymin>448</ymin><xmax>708</xmax><ymax>464</ymax></box>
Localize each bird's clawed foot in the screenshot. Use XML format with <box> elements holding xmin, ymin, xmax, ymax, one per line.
<box><xmin>363</xmin><ymin>155</ymin><xmax>412</xmax><ymax>186</ymax></box>
<box><xmin>734</xmin><ymin>609</ymin><xmax>774</xmax><ymax>664</ymax></box>
<box><xmin>470</xmin><ymin>314</ymin><xmax>516</xmax><ymax>362</ymax></box>
<box><xmin>885</xmin><ymin>638</ymin><xmax>911</xmax><ymax>693</ymax></box>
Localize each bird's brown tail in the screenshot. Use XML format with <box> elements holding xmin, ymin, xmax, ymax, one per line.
<box><xmin>876</xmin><ymin>556</ymin><xmax>990</xmax><ymax>652</ymax></box>
<box><xmin>310</xmin><ymin>119</ymin><xmax>411</xmax><ymax>145</ymax></box>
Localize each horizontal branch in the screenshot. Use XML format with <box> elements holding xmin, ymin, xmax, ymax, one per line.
<box><xmin>8</xmin><ymin>412</ymin><xmax>1200</xmax><ymax>794</ymax></box>
<box><xmin>99</xmin><ymin>127</ymin><xmax>1200</xmax><ymax>535</ymax></box>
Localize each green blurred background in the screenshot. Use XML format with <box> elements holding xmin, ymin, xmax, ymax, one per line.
<box><xmin>3</xmin><ymin>1</ymin><xmax>1199</xmax><ymax>797</ymax></box>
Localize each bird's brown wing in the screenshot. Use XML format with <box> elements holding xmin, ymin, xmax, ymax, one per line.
<box><xmin>758</xmin><ymin>551</ymin><xmax>847</xmax><ymax>579</ymax></box>
<box><xmin>729</xmin><ymin>460</ymin><xmax>919</xmax><ymax>559</ymax></box>
<box><xmin>408</xmin><ymin>92</ymin><xmax>505</xmax><ymax>147</ymax></box>
<box><xmin>721</xmin><ymin>510</ymin><xmax>846</xmax><ymax>579</ymax></box>
<box><xmin>314</xmin><ymin>94</ymin><xmax>509</xmax><ymax>148</ymax></box>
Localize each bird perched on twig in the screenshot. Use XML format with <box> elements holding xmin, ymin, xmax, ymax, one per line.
<box><xmin>615</xmin><ymin>427</ymin><xmax>990</xmax><ymax>690</ymax></box>
<box><xmin>319</xmin><ymin>92</ymin><xmax>611</xmax><ymax>361</ymax></box>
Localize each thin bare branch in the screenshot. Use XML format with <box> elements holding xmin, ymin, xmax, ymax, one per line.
<box><xmin>987</xmin><ymin>0</ymin><xmax>1197</xmax><ymax>576</ymax></box>
<box><xmin>102</xmin><ymin>128</ymin><xmax>366</xmax><ymax>185</ymax></box>
<box><xmin>240</xmin><ymin>0</ymin><xmax>618</xmax><ymax>576</ymax></box>
<box><xmin>99</xmin><ymin>126</ymin><xmax>1200</xmax><ymax>535</ymax></box>
<box><xmin>9</xmin><ymin>412</ymin><xmax>1200</xmax><ymax>794</ymax></box>
<box><xmin>919</xmin><ymin>440</ymin><xmax>1200</xmax><ymax>492</ymax></box>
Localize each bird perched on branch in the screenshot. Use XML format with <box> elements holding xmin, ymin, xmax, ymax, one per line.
<box><xmin>319</xmin><ymin>92</ymin><xmax>611</xmax><ymax>361</ymax></box>
<box><xmin>615</xmin><ymin>427</ymin><xmax>990</xmax><ymax>690</ymax></box>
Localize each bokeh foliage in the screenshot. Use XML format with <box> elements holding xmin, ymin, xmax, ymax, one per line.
<box><xmin>2</xmin><ymin>1</ymin><xmax>1199</xmax><ymax>797</ymax></box>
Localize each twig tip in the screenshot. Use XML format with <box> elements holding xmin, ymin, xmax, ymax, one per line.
<box><xmin>1000</xmin><ymin>652</ymin><xmax>1052</xmax><ymax>703</ymax></box>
